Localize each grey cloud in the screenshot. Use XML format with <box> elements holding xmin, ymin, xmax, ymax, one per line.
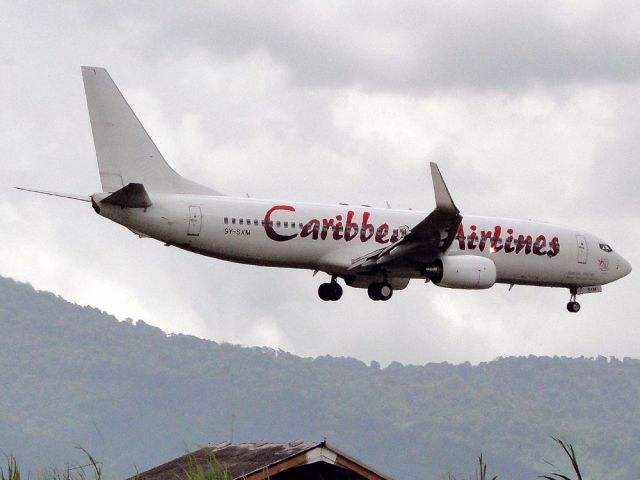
<box><xmin>84</xmin><ymin>1</ymin><xmax>640</xmax><ymax>92</ymax></box>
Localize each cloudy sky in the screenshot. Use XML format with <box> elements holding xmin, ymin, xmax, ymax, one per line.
<box><xmin>2</xmin><ymin>1</ymin><xmax>639</xmax><ymax>365</ymax></box>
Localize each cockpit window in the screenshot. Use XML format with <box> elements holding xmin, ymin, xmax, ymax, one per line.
<box><xmin>599</xmin><ymin>243</ymin><xmax>613</xmax><ymax>253</ymax></box>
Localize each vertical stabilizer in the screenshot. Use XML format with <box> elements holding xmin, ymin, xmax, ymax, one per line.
<box><xmin>81</xmin><ymin>66</ymin><xmax>219</xmax><ymax>195</ymax></box>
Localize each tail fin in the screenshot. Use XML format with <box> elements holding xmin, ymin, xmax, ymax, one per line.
<box><xmin>81</xmin><ymin>66</ymin><xmax>220</xmax><ymax>195</ymax></box>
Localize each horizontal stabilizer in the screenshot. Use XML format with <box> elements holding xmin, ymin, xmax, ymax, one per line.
<box><xmin>15</xmin><ymin>187</ymin><xmax>90</xmax><ymax>202</ymax></box>
<box><xmin>102</xmin><ymin>183</ymin><xmax>152</xmax><ymax>208</ymax></box>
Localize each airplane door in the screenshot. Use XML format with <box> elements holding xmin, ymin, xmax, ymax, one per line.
<box><xmin>188</xmin><ymin>206</ymin><xmax>202</xmax><ymax>236</ymax></box>
<box><xmin>576</xmin><ymin>235</ymin><xmax>587</xmax><ymax>264</ymax></box>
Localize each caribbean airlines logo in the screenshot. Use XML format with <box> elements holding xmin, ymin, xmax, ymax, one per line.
<box><xmin>263</xmin><ymin>205</ymin><xmax>407</xmax><ymax>244</ymax></box>
<box><xmin>598</xmin><ymin>258</ymin><xmax>609</xmax><ymax>272</ymax></box>
<box><xmin>455</xmin><ymin>224</ymin><xmax>560</xmax><ymax>257</ymax></box>
<box><xmin>262</xmin><ymin>206</ymin><xmax>560</xmax><ymax>258</ymax></box>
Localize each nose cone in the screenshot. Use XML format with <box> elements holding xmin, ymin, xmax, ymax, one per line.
<box><xmin>617</xmin><ymin>255</ymin><xmax>632</xmax><ymax>279</ymax></box>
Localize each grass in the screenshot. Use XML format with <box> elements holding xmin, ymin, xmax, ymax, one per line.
<box><xmin>0</xmin><ymin>456</ymin><xmax>20</xmax><ymax>480</ymax></box>
<box><xmin>2</xmin><ymin>438</ymin><xmax>583</xmax><ymax>480</ymax></box>
<box><xmin>1</xmin><ymin>448</ymin><xmax>102</xmax><ymax>480</ymax></box>
<box><xmin>182</xmin><ymin>453</ymin><xmax>231</xmax><ymax>480</ymax></box>
<box><xmin>446</xmin><ymin>438</ymin><xmax>582</xmax><ymax>480</ymax></box>
<box><xmin>538</xmin><ymin>437</ymin><xmax>583</xmax><ymax>480</ymax></box>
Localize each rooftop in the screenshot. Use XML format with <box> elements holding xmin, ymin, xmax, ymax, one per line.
<box><xmin>130</xmin><ymin>440</ymin><xmax>392</xmax><ymax>480</ymax></box>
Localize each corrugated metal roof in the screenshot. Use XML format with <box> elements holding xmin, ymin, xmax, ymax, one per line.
<box><xmin>129</xmin><ymin>441</ymin><xmax>392</xmax><ymax>480</ymax></box>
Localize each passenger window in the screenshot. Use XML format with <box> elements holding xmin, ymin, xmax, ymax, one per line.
<box><xmin>239</xmin><ymin>219</ymin><xmax>244</xmax><ymax>225</ymax></box>
<box><xmin>299</xmin><ymin>222</ymin><xmax>303</xmax><ymax>229</ymax></box>
<box><xmin>232</xmin><ymin>218</ymin><xmax>236</xmax><ymax>225</ymax></box>
<box><xmin>276</xmin><ymin>221</ymin><xmax>281</xmax><ymax>227</ymax></box>
<box><xmin>246</xmin><ymin>219</ymin><xmax>251</xmax><ymax>225</ymax></box>
<box><xmin>393</xmin><ymin>229</ymin><xmax>398</xmax><ymax>237</ymax></box>
<box><xmin>284</xmin><ymin>222</ymin><xmax>289</xmax><ymax>228</ymax></box>
<box><xmin>224</xmin><ymin>217</ymin><xmax>228</xmax><ymax>224</ymax></box>
<box><xmin>254</xmin><ymin>219</ymin><xmax>259</xmax><ymax>226</ymax></box>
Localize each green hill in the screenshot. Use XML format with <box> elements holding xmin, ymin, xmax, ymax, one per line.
<box><xmin>0</xmin><ymin>275</ymin><xmax>637</xmax><ymax>479</ymax></box>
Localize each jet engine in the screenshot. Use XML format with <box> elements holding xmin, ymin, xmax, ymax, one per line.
<box><xmin>424</xmin><ymin>255</ymin><xmax>496</xmax><ymax>289</ymax></box>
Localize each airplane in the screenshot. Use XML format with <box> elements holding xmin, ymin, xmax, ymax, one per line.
<box><xmin>17</xmin><ymin>66</ymin><xmax>632</xmax><ymax>312</ymax></box>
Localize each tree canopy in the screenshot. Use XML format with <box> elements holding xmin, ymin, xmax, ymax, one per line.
<box><xmin>0</xmin><ymin>276</ymin><xmax>637</xmax><ymax>479</ymax></box>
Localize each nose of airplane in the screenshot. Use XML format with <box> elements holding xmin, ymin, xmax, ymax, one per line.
<box><xmin>617</xmin><ymin>255</ymin><xmax>632</xmax><ymax>279</ymax></box>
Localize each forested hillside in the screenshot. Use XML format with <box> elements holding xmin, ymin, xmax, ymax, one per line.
<box><xmin>0</xmin><ymin>275</ymin><xmax>638</xmax><ymax>479</ymax></box>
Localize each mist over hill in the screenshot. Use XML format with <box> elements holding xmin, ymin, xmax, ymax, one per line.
<box><xmin>0</xmin><ymin>275</ymin><xmax>638</xmax><ymax>479</ymax></box>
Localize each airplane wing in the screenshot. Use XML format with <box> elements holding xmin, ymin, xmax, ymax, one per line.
<box><xmin>348</xmin><ymin>162</ymin><xmax>462</xmax><ymax>273</ymax></box>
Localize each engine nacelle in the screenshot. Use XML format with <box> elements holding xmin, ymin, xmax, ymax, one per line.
<box><xmin>425</xmin><ymin>255</ymin><xmax>496</xmax><ymax>289</ymax></box>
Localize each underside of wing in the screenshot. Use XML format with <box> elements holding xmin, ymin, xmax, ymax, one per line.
<box><xmin>348</xmin><ymin>163</ymin><xmax>462</xmax><ymax>275</ymax></box>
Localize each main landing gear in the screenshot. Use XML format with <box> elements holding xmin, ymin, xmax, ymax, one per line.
<box><xmin>318</xmin><ymin>278</ymin><xmax>343</xmax><ymax>301</ymax></box>
<box><xmin>567</xmin><ymin>287</ymin><xmax>580</xmax><ymax>313</ymax></box>
<box><xmin>368</xmin><ymin>282</ymin><xmax>393</xmax><ymax>301</ymax></box>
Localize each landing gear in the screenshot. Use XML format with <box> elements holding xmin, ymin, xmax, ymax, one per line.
<box><xmin>567</xmin><ymin>301</ymin><xmax>581</xmax><ymax>313</ymax></box>
<box><xmin>318</xmin><ymin>279</ymin><xmax>343</xmax><ymax>301</ymax></box>
<box><xmin>368</xmin><ymin>282</ymin><xmax>393</xmax><ymax>301</ymax></box>
<box><xmin>566</xmin><ymin>288</ymin><xmax>581</xmax><ymax>313</ymax></box>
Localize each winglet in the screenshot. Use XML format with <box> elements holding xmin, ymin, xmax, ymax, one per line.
<box><xmin>430</xmin><ymin>162</ymin><xmax>459</xmax><ymax>214</ymax></box>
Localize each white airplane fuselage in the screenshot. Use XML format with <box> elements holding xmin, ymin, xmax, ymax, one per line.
<box><xmin>94</xmin><ymin>193</ymin><xmax>630</xmax><ymax>290</ymax></box>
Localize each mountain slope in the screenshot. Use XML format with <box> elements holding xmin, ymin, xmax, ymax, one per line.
<box><xmin>0</xmin><ymin>276</ymin><xmax>637</xmax><ymax>479</ymax></box>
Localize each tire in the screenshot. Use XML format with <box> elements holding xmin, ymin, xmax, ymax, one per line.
<box><xmin>379</xmin><ymin>283</ymin><xmax>393</xmax><ymax>301</ymax></box>
<box><xmin>368</xmin><ymin>282</ymin><xmax>393</xmax><ymax>301</ymax></box>
<box><xmin>329</xmin><ymin>282</ymin><xmax>343</xmax><ymax>301</ymax></box>
<box><xmin>318</xmin><ymin>283</ymin><xmax>332</xmax><ymax>301</ymax></box>
<box><xmin>368</xmin><ymin>283</ymin><xmax>381</xmax><ymax>301</ymax></box>
<box><xmin>566</xmin><ymin>301</ymin><xmax>581</xmax><ymax>313</ymax></box>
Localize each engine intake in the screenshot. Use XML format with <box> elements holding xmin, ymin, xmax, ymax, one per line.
<box><xmin>424</xmin><ymin>255</ymin><xmax>496</xmax><ymax>289</ymax></box>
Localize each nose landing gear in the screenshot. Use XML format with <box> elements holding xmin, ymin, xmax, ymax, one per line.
<box><xmin>318</xmin><ymin>278</ymin><xmax>343</xmax><ymax>301</ymax></box>
<box><xmin>567</xmin><ymin>287</ymin><xmax>581</xmax><ymax>313</ymax></box>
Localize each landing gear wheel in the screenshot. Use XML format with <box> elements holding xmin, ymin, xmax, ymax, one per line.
<box><xmin>329</xmin><ymin>282</ymin><xmax>343</xmax><ymax>301</ymax></box>
<box><xmin>368</xmin><ymin>283</ymin><xmax>381</xmax><ymax>301</ymax></box>
<box><xmin>318</xmin><ymin>281</ymin><xmax>343</xmax><ymax>301</ymax></box>
<box><xmin>318</xmin><ymin>283</ymin><xmax>332</xmax><ymax>301</ymax></box>
<box><xmin>367</xmin><ymin>282</ymin><xmax>393</xmax><ymax>301</ymax></box>
<box><xmin>379</xmin><ymin>283</ymin><xmax>393</xmax><ymax>301</ymax></box>
<box><xmin>566</xmin><ymin>288</ymin><xmax>580</xmax><ymax>313</ymax></box>
<box><xmin>567</xmin><ymin>301</ymin><xmax>581</xmax><ymax>313</ymax></box>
